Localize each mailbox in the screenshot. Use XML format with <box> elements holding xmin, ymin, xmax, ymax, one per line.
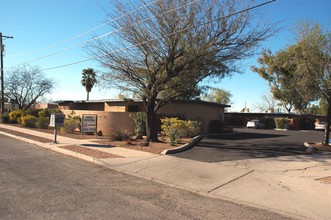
<box><xmin>49</xmin><ymin>114</ymin><xmax>65</xmax><ymax>128</ymax></box>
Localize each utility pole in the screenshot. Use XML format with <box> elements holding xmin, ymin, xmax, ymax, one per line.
<box><xmin>0</xmin><ymin>32</ymin><xmax>14</xmax><ymax>114</ymax></box>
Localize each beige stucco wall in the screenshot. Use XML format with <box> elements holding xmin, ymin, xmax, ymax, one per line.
<box><xmin>61</xmin><ymin>110</ymin><xmax>134</xmax><ymax>136</ymax></box>
<box><xmin>60</xmin><ymin>101</ymin><xmax>225</xmax><ymax>135</ymax></box>
<box><xmin>157</xmin><ymin>102</ymin><xmax>224</xmax><ymax>133</ymax></box>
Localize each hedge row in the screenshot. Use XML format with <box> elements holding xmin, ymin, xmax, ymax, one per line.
<box><xmin>0</xmin><ymin>108</ymin><xmax>60</xmax><ymax>129</ymax></box>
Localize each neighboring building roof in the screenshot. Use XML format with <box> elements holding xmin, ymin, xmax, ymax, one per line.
<box><xmin>56</xmin><ymin>99</ymin><xmax>231</xmax><ymax>108</ymax></box>
<box><xmin>167</xmin><ymin>99</ymin><xmax>231</xmax><ymax>108</ymax></box>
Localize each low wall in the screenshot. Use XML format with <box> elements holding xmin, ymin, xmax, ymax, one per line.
<box><xmin>61</xmin><ymin>110</ymin><xmax>134</xmax><ymax>136</ymax></box>
<box><xmin>157</xmin><ymin>102</ymin><xmax>224</xmax><ymax>133</ymax></box>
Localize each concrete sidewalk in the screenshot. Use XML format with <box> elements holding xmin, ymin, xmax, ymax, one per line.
<box><xmin>1</xmin><ymin>123</ymin><xmax>331</xmax><ymax>219</ymax></box>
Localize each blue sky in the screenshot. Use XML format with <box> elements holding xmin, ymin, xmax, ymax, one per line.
<box><xmin>1</xmin><ymin>0</ymin><xmax>331</xmax><ymax>112</ymax></box>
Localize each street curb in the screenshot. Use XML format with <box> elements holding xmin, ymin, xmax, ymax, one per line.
<box><xmin>0</xmin><ymin>131</ymin><xmax>104</xmax><ymax>166</ymax></box>
<box><xmin>161</xmin><ymin>135</ymin><xmax>204</xmax><ymax>155</ymax></box>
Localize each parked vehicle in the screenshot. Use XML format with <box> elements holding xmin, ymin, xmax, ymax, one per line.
<box><xmin>246</xmin><ymin>120</ymin><xmax>265</xmax><ymax>129</ymax></box>
<box><xmin>315</xmin><ymin>122</ymin><xmax>326</xmax><ymax>130</ymax></box>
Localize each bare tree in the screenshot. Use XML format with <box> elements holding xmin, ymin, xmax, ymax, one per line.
<box><xmin>5</xmin><ymin>64</ymin><xmax>54</xmax><ymax>110</ymax></box>
<box><xmin>255</xmin><ymin>93</ymin><xmax>278</xmax><ymax>113</ymax></box>
<box><xmin>88</xmin><ymin>0</ymin><xmax>277</xmax><ymax>141</ymax></box>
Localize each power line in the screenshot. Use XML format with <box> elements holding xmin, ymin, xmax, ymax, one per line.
<box><xmin>41</xmin><ymin>0</ymin><xmax>276</xmax><ymax>72</ymax></box>
<box><xmin>8</xmin><ymin>0</ymin><xmax>159</xmax><ymax>58</ymax></box>
<box><xmin>28</xmin><ymin>0</ymin><xmax>201</xmax><ymax>63</ymax></box>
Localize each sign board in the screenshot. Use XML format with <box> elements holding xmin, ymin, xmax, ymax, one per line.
<box><xmin>49</xmin><ymin>114</ymin><xmax>65</xmax><ymax>128</ymax></box>
<box><xmin>81</xmin><ymin>114</ymin><xmax>97</xmax><ymax>133</ymax></box>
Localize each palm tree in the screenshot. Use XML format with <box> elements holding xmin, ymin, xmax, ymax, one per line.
<box><xmin>81</xmin><ymin>68</ymin><xmax>97</xmax><ymax>100</ymax></box>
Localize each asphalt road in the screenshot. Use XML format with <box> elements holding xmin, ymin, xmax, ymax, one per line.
<box><xmin>0</xmin><ymin>134</ymin><xmax>291</xmax><ymax>219</ymax></box>
<box><xmin>174</xmin><ymin>128</ymin><xmax>326</xmax><ymax>163</ymax></box>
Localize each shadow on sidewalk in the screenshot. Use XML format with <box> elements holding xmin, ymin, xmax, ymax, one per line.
<box><xmin>80</xmin><ymin>144</ymin><xmax>114</xmax><ymax>148</ymax></box>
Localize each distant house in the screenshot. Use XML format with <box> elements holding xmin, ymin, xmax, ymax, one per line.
<box><xmin>57</xmin><ymin>99</ymin><xmax>230</xmax><ymax>135</ymax></box>
<box><xmin>34</xmin><ymin>103</ymin><xmax>58</xmax><ymax>109</ymax></box>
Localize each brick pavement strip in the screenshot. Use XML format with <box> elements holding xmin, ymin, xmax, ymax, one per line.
<box><xmin>0</xmin><ymin>127</ymin><xmax>52</xmax><ymax>143</ymax></box>
<box><xmin>59</xmin><ymin>145</ymin><xmax>123</xmax><ymax>159</ymax></box>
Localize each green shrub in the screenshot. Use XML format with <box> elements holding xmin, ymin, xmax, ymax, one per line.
<box><xmin>24</xmin><ymin>108</ymin><xmax>41</xmax><ymax>117</ymax></box>
<box><xmin>263</xmin><ymin>118</ymin><xmax>275</xmax><ymax>129</ymax></box>
<box><xmin>36</xmin><ymin>117</ymin><xmax>50</xmax><ymax>129</ymax></box>
<box><xmin>38</xmin><ymin>109</ymin><xmax>50</xmax><ymax>118</ymax></box>
<box><xmin>129</xmin><ymin>112</ymin><xmax>146</xmax><ymax>136</ymax></box>
<box><xmin>66</xmin><ymin>111</ymin><xmax>81</xmax><ymax>130</ymax></box>
<box><xmin>183</xmin><ymin>120</ymin><xmax>201</xmax><ymax>137</ymax></box>
<box><xmin>110</xmin><ymin>130</ymin><xmax>130</xmax><ymax>141</ymax></box>
<box><xmin>17</xmin><ymin>116</ymin><xmax>23</xmax><ymax>125</ymax></box>
<box><xmin>161</xmin><ymin>117</ymin><xmax>201</xmax><ymax>146</ymax></box>
<box><xmin>38</xmin><ymin>108</ymin><xmax>61</xmax><ymax>118</ymax></box>
<box><xmin>208</xmin><ymin>120</ymin><xmax>224</xmax><ymax>133</ymax></box>
<box><xmin>0</xmin><ymin>113</ymin><xmax>10</xmax><ymax>123</ymax></box>
<box><xmin>60</xmin><ymin>118</ymin><xmax>80</xmax><ymax>133</ymax></box>
<box><xmin>275</xmin><ymin>117</ymin><xmax>288</xmax><ymax>129</ymax></box>
<box><xmin>8</xmin><ymin>110</ymin><xmax>24</xmax><ymax>124</ymax></box>
<box><xmin>21</xmin><ymin>115</ymin><xmax>38</xmax><ymax>128</ymax></box>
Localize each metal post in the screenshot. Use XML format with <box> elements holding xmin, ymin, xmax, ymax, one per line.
<box><xmin>0</xmin><ymin>33</ymin><xmax>4</xmax><ymax>114</ymax></box>
<box><xmin>53</xmin><ymin>127</ymin><xmax>57</xmax><ymax>144</ymax></box>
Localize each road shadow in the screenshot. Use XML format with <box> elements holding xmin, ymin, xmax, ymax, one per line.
<box><xmin>204</xmin><ymin>132</ymin><xmax>287</xmax><ymax>140</ymax></box>
<box><xmin>173</xmin><ymin>131</ymin><xmax>315</xmax><ymax>163</ymax></box>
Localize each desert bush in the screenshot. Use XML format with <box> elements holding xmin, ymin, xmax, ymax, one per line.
<box><xmin>275</xmin><ymin>117</ymin><xmax>288</xmax><ymax>129</ymax></box>
<box><xmin>24</xmin><ymin>108</ymin><xmax>41</xmax><ymax>117</ymax></box>
<box><xmin>183</xmin><ymin>120</ymin><xmax>201</xmax><ymax>137</ymax></box>
<box><xmin>39</xmin><ymin>108</ymin><xmax>61</xmax><ymax>118</ymax></box>
<box><xmin>21</xmin><ymin>115</ymin><xmax>38</xmax><ymax>128</ymax></box>
<box><xmin>17</xmin><ymin>116</ymin><xmax>23</xmax><ymax>124</ymax></box>
<box><xmin>60</xmin><ymin>118</ymin><xmax>80</xmax><ymax>133</ymax></box>
<box><xmin>8</xmin><ymin>110</ymin><xmax>24</xmax><ymax>124</ymax></box>
<box><xmin>36</xmin><ymin>117</ymin><xmax>50</xmax><ymax>129</ymax></box>
<box><xmin>161</xmin><ymin>117</ymin><xmax>201</xmax><ymax>146</ymax></box>
<box><xmin>110</xmin><ymin>130</ymin><xmax>130</xmax><ymax>141</ymax></box>
<box><xmin>0</xmin><ymin>113</ymin><xmax>10</xmax><ymax>123</ymax></box>
<box><xmin>67</xmin><ymin>111</ymin><xmax>81</xmax><ymax>130</ymax></box>
<box><xmin>38</xmin><ymin>108</ymin><xmax>55</xmax><ymax>118</ymax></box>
<box><xmin>262</xmin><ymin>118</ymin><xmax>275</xmax><ymax>129</ymax></box>
<box><xmin>129</xmin><ymin>112</ymin><xmax>146</xmax><ymax>136</ymax></box>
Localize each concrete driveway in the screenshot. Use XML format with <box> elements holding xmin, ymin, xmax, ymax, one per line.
<box><xmin>174</xmin><ymin>128</ymin><xmax>326</xmax><ymax>162</ymax></box>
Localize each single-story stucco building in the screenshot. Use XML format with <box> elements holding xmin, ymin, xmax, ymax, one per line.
<box><xmin>57</xmin><ymin>99</ymin><xmax>230</xmax><ymax>135</ymax></box>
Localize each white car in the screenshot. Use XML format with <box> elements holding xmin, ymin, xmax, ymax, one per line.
<box><xmin>315</xmin><ymin>122</ymin><xmax>326</xmax><ymax>130</ymax></box>
<box><xmin>246</xmin><ymin>120</ymin><xmax>265</xmax><ymax>129</ymax></box>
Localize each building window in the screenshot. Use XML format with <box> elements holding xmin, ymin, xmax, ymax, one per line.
<box><xmin>128</xmin><ymin>105</ymin><xmax>139</xmax><ymax>112</ymax></box>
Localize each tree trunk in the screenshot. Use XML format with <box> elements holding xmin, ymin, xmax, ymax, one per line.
<box><xmin>145</xmin><ymin>98</ymin><xmax>159</xmax><ymax>142</ymax></box>
<box><xmin>323</xmin><ymin>95</ymin><xmax>331</xmax><ymax>146</ymax></box>
<box><xmin>87</xmin><ymin>92</ymin><xmax>89</xmax><ymax>101</ymax></box>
